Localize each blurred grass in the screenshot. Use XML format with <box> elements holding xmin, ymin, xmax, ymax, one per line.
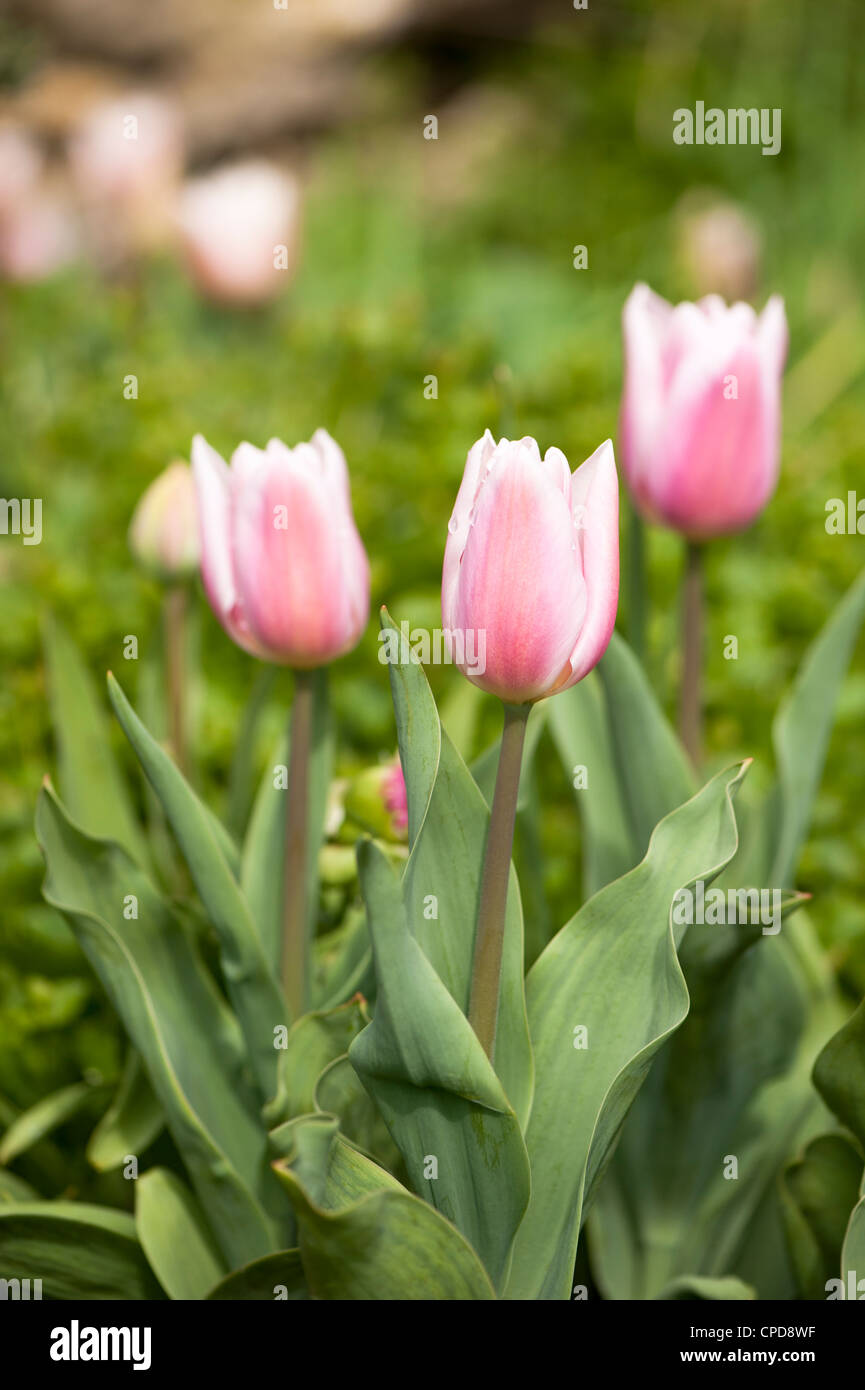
<box><xmin>1</xmin><ymin>0</ymin><xmax>865</xmax><ymax>1130</ymax></box>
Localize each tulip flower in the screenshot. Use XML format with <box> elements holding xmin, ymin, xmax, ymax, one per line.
<box><xmin>192</xmin><ymin>429</ymin><xmax>369</xmax><ymax>1017</ymax></box>
<box><xmin>442</xmin><ymin>431</ymin><xmax>619</xmax><ymax>1058</ymax></box>
<box><xmin>0</xmin><ymin>126</ymin><xmax>77</xmax><ymax>283</ymax></box>
<box><xmin>129</xmin><ymin>461</ymin><xmax>199</xmax><ymax>582</ymax></box>
<box><xmin>620</xmin><ymin>284</ymin><xmax>786</xmax><ymax>540</ymax></box>
<box><xmin>192</xmin><ymin>430</ymin><xmax>369</xmax><ymax>667</ymax></box>
<box><xmin>443</xmin><ymin>432</ymin><xmax>619</xmax><ymax>704</ymax></box>
<box><xmin>177</xmin><ymin>161</ymin><xmax>301</xmax><ymax>307</ymax></box>
<box><xmin>620</xmin><ymin>283</ymin><xmax>787</xmax><ymax>761</ymax></box>
<box><xmin>69</xmin><ymin>93</ymin><xmax>182</xmax><ymax>265</ymax></box>
<box><xmin>129</xmin><ymin>461</ymin><xmax>199</xmax><ymax>776</ymax></box>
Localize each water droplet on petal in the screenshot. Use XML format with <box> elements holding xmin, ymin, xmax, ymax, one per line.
<box><xmin>447</xmin><ymin>515</ymin><xmax>459</xmax><ymax>534</ymax></box>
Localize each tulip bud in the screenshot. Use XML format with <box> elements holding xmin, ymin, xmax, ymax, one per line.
<box><xmin>192</xmin><ymin>429</ymin><xmax>369</xmax><ymax>667</ymax></box>
<box><xmin>676</xmin><ymin>197</ymin><xmax>761</xmax><ymax>303</ymax></box>
<box><xmin>176</xmin><ymin>161</ymin><xmax>301</xmax><ymax>307</ymax></box>
<box><xmin>344</xmin><ymin>758</ymin><xmax>408</xmax><ymax>841</ymax></box>
<box><xmin>129</xmin><ymin>461</ymin><xmax>199</xmax><ymax>581</ymax></box>
<box><xmin>620</xmin><ymin>285</ymin><xmax>787</xmax><ymax>540</ymax></box>
<box><xmin>442</xmin><ymin>433</ymin><xmax>619</xmax><ymax>704</ymax></box>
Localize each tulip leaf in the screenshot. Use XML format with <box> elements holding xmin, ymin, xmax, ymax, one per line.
<box><xmin>547</xmin><ymin>670</ymin><xmax>633</xmax><ymax>897</ymax></box>
<box><xmin>136</xmin><ymin>1168</ymin><xmax>227</xmax><ymax>1300</ymax></box>
<box><xmin>264</xmin><ymin>996</ymin><xmax>370</xmax><ymax>1128</ymax></box>
<box><xmin>273</xmin><ymin>1113</ymin><xmax>496</xmax><ymax>1300</ymax></box>
<box><xmin>226</xmin><ymin>666</ymin><xmax>279</xmax><ymax>838</ymax></box>
<box><xmin>597</xmin><ymin>630</ymin><xmax>697</xmax><ymax>864</ymax></box>
<box><xmin>241</xmin><ymin>669</ymin><xmax>332</xmax><ymax>984</ymax></box>
<box><xmin>590</xmin><ymin>906</ymin><xmax>838</xmax><ymax>1300</ymax></box>
<box><xmin>505</xmin><ymin>762</ymin><xmax>748</xmax><ymax>1301</ymax></box>
<box><xmin>813</xmin><ymin>995</ymin><xmax>865</xmax><ymax>1151</ymax></box>
<box><xmin>87</xmin><ymin>1050</ymin><xmax>164</xmax><ymax>1172</ymax></box>
<box><xmin>350</xmin><ymin>840</ymin><xmax>530</xmax><ymax>1292</ymax></box>
<box><xmin>107</xmin><ymin>673</ymin><xmax>285</xmax><ymax>1092</ymax></box>
<box><xmin>42</xmin><ymin>615</ymin><xmax>142</xmax><ymax>864</ymax></box>
<box><xmin>380</xmin><ymin>607</ymin><xmax>532</xmax><ymax>1127</ymax></box>
<box><xmin>656</xmin><ymin>1275</ymin><xmax>756</xmax><ymax>1301</ymax></box>
<box><xmin>0</xmin><ymin>1079</ymin><xmax>106</xmax><ymax>1166</ymax></box>
<box><xmin>770</xmin><ymin>565</ymin><xmax>865</xmax><ymax>885</ymax></box>
<box><xmin>0</xmin><ymin>1202</ymin><xmax>164</xmax><ymax>1299</ymax></box>
<box><xmin>36</xmin><ymin>784</ymin><xmax>286</xmax><ymax>1269</ymax></box>
<box><xmin>842</xmin><ymin>1197</ymin><xmax>865</xmax><ymax>1294</ymax></box>
<box><xmin>780</xmin><ymin>1134</ymin><xmax>864</xmax><ymax>1299</ymax></box>
<box><xmin>206</xmin><ymin>1248</ymin><xmax>308</xmax><ymax>1300</ymax></box>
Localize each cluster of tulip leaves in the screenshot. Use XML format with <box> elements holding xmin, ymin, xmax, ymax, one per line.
<box><xmin>1</xmin><ymin>568</ymin><xmax>864</xmax><ymax>1300</ymax></box>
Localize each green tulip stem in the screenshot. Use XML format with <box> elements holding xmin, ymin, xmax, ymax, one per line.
<box><xmin>283</xmin><ymin>668</ymin><xmax>316</xmax><ymax>1017</ymax></box>
<box><xmin>164</xmin><ymin>584</ymin><xmax>188</xmax><ymax>777</ymax></box>
<box><xmin>680</xmin><ymin>540</ymin><xmax>704</xmax><ymax>766</ymax></box>
<box><xmin>468</xmin><ymin>700</ymin><xmax>530</xmax><ymax>1061</ymax></box>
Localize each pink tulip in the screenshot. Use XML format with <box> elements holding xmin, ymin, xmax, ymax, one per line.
<box><xmin>128</xmin><ymin>460</ymin><xmax>199</xmax><ymax>581</ymax></box>
<box><xmin>69</xmin><ymin>93</ymin><xmax>182</xmax><ymax>260</ymax></box>
<box><xmin>192</xmin><ymin>430</ymin><xmax>369</xmax><ymax>667</ymax></box>
<box><xmin>442</xmin><ymin>433</ymin><xmax>619</xmax><ymax>704</ymax></box>
<box><xmin>620</xmin><ymin>284</ymin><xmax>787</xmax><ymax>538</ymax></box>
<box><xmin>177</xmin><ymin>161</ymin><xmax>301</xmax><ymax>307</ymax></box>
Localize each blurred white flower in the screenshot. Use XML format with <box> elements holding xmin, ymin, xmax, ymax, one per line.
<box><xmin>176</xmin><ymin>160</ymin><xmax>301</xmax><ymax>307</ymax></box>
<box><xmin>69</xmin><ymin>92</ymin><xmax>183</xmax><ymax>262</ymax></box>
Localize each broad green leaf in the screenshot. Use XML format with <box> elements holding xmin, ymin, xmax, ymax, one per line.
<box><xmin>506</xmin><ymin>762</ymin><xmax>748</xmax><ymax>1301</ymax></box>
<box><xmin>841</xmin><ymin>1197</ymin><xmax>865</xmax><ymax>1295</ymax></box>
<box><xmin>0</xmin><ymin>1202</ymin><xmax>164</xmax><ymax>1299</ymax></box>
<box><xmin>87</xmin><ymin>1050</ymin><xmax>164</xmax><ymax>1172</ymax></box>
<box><xmin>597</xmin><ymin>631</ymin><xmax>696</xmax><ymax>864</ymax></box>
<box><xmin>226</xmin><ymin>666</ymin><xmax>278</xmax><ymax>838</ymax></box>
<box><xmin>381</xmin><ymin>608</ymin><xmax>532</xmax><ymax>1127</ymax></box>
<box><xmin>42</xmin><ymin>615</ymin><xmax>142</xmax><ymax>862</ymax></box>
<box><xmin>814</xmin><ymin>995</ymin><xmax>865</xmax><ymax>1150</ymax></box>
<box><xmin>240</xmin><ymin>671</ymin><xmax>332</xmax><ymax>982</ymax></box>
<box><xmin>350</xmin><ymin>841</ymin><xmax>530</xmax><ymax>1292</ymax></box>
<box><xmin>548</xmin><ymin>671</ymin><xmax>633</xmax><ymax>897</ymax></box>
<box><xmin>206</xmin><ymin>1249</ymin><xmax>308</xmax><ymax>1300</ymax></box>
<box><xmin>136</xmin><ymin>1168</ymin><xmax>227</xmax><ymax>1300</ymax></box>
<box><xmin>264</xmin><ymin>997</ymin><xmax>370</xmax><ymax>1129</ymax></box>
<box><xmin>313</xmin><ymin>905</ymin><xmax>373</xmax><ymax>1010</ymax></box>
<box><xmin>271</xmin><ymin>1112</ymin><xmax>403</xmax><ymax>1208</ymax></box>
<box><xmin>781</xmin><ymin>1134</ymin><xmax>864</xmax><ymax>1299</ymax></box>
<box><xmin>591</xmin><ymin>906</ymin><xmax>837</xmax><ymax>1300</ymax></box>
<box><xmin>108</xmin><ymin>673</ymin><xmax>284</xmax><ymax>1091</ymax></box>
<box><xmin>770</xmin><ymin>566</ymin><xmax>865</xmax><ymax>885</ymax></box>
<box><xmin>656</xmin><ymin>1275</ymin><xmax>756</xmax><ymax>1300</ymax></box>
<box><xmin>36</xmin><ymin>785</ymin><xmax>285</xmax><ymax>1268</ymax></box>
<box><xmin>0</xmin><ymin>1080</ymin><xmax>106</xmax><ymax>1166</ymax></box>
<box><xmin>273</xmin><ymin>1114</ymin><xmax>495</xmax><ymax>1301</ymax></box>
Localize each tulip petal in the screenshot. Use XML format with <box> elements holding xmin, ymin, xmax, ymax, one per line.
<box><xmin>451</xmin><ymin>441</ymin><xmax>586</xmax><ymax>702</ymax></box>
<box><xmin>232</xmin><ymin>454</ymin><xmax>368</xmax><ymax>665</ymax></box>
<box><xmin>564</xmin><ymin>440</ymin><xmax>620</xmax><ymax>686</ymax></box>
<box><xmin>653</xmin><ymin>337</ymin><xmax>779</xmax><ymax>537</ymax></box>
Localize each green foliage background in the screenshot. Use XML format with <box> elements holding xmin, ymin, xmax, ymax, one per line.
<box><xmin>1</xmin><ymin>0</ymin><xmax>864</xmax><ymax>1190</ymax></box>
